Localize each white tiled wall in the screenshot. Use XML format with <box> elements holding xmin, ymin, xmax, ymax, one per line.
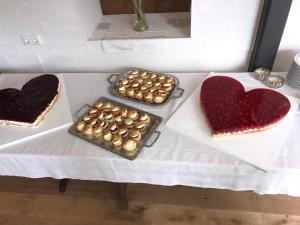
<box><xmin>0</xmin><ymin>0</ymin><xmax>268</xmax><ymax>73</ymax></box>
<box><xmin>273</xmin><ymin>0</ymin><xmax>300</xmax><ymax>71</ymax></box>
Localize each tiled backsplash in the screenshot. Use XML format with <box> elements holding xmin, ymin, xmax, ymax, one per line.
<box><xmin>0</xmin><ymin>0</ymin><xmax>299</xmax><ymax>73</ymax></box>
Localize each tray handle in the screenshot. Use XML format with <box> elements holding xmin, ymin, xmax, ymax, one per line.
<box><xmin>74</xmin><ymin>104</ymin><xmax>91</xmax><ymax>120</ymax></box>
<box><xmin>107</xmin><ymin>73</ymin><xmax>120</xmax><ymax>84</ymax></box>
<box><xmin>144</xmin><ymin>131</ymin><xmax>161</xmax><ymax>148</ymax></box>
<box><xmin>171</xmin><ymin>87</ymin><xmax>184</xmax><ymax>98</ymax></box>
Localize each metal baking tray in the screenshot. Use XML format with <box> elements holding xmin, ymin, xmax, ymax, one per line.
<box><xmin>69</xmin><ymin>97</ymin><xmax>162</xmax><ymax>160</ymax></box>
<box><xmin>107</xmin><ymin>68</ymin><xmax>184</xmax><ymax>106</ymax></box>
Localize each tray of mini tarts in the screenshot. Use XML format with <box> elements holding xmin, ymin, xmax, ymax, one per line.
<box><xmin>107</xmin><ymin>68</ymin><xmax>184</xmax><ymax>105</ymax></box>
<box><xmin>69</xmin><ymin>97</ymin><xmax>162</xmax><ymax>160</ymax></box>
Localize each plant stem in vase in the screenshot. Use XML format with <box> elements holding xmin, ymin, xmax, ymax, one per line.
<box><xmin>132</xmin><ymin>0</ymin><xmax>149</xmax><ymax>31</ymax></box>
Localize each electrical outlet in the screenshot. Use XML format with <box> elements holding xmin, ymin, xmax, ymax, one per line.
<box><xmin>21</xmin><ymin>35</ymin><xmax>43</xmax><ymax>45</ymax></box>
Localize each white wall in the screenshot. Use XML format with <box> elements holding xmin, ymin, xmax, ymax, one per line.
<box><xmin>273</xmin><ymin>0</ymin><xmax>300</xmax><ymax>71</ymax></box>
<box><xmin>0</xmin><ymin>0</ymin><xmax>262</xmax><ymax>73</ymax></box>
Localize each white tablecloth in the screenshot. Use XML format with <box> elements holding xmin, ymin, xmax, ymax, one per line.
<box><xmin>1</xmin><ymin>72</ymin><xmax>300</xmax><ymax>196</ymax></box>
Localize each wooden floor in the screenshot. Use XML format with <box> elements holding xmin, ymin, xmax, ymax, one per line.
<box><xmin>0</xmin><ymin>176</ymin><xmax>300</xmax><ymax>225</ymax></box>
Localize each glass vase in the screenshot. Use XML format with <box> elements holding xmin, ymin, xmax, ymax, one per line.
<box><xmin>132</xmin><ymin>0</ymin><xmax>149</xmax><ymax>32</ymax></box>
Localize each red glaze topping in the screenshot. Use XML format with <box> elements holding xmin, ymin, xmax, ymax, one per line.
<box><xmin>200</xmin><ymin>76</ymin><xmax>291</xmax><ymax>136</ymax></box>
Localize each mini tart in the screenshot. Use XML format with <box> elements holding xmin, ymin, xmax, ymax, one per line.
<box><xmin>128</xmin><ymin>110</ymin><xmax>139</xmax><ymax>120</ymax></box>
<box><xmin>112</xmin><ymin>134</ymin><xmax>122</xmax><ymax>147</ymax></box>
<box><xmin>124</xmin><ymin>118</ymin><xmax>134</xmax><ymax>128</ymax></box>
<box><xmin>89</xmin><ymin>108</ymin><xmax>98</xmax><ymax>115</ymax></box>
<box><xmin>140</xmin><ymin>85</ymin><xmax>148</xmax><ymax>92</ymax></box>
<box><xmin>158</xmin><ymin>76</ymin><xmax>166</xmax><ymax>82</ymax></box>
<box><xmin>123</xmin><ymin>140</ymin><xmax>137</xmax><ymax>153</ymax></box>
<box><xmin>149</xmin><ymin>87</ymin><xmax>156</xmax><ymax>93</ymax></box>
<box><xmin>144</xmin><ymin>79</ymin><xmax>152</xmax><ymax>87</ymax></box>
<box><xmin>153</xmin><ymin>94</ymin><xmax>165</xmax><ymax>104</ymax></box>
<box><xmin>93</xmin><ymin>125</ymin><xmax>104</xmax><ymax>138</ymax></box>
<box><xmin>129</xmin><ymin>130</ymin><xmax>141</xmax><ymax>142</ymax></box>
<box><xmin>117</xmin><ymin>86</ymin><xmax>127</xmax><ymax>95</ymax></box>
<box><xmin>150</xmin><ymin>74</ymin><xmax>158</xmax><ymax>82</ymax></box>
<box><xmin>135</xmin><ymin>121</ymin><xmax>147</xmax><ymax>132</ymax></box>
<box><xmin>115</xmin><ymin>115</ymin><xmax>124</xmax><ymax>125</ymax></box>
<box><xmin>111</xmin><ymin>106</ymin><xmax>121</xmax><ymax>116</ymax></box>
<box><xmin>83</xmin><ymin>124</ymin><xmax>93</xmax><ymax>136</ymax></box>
<box><xmin>105</xmin><ymin>113</ymin><xmax>114</xmax><ymax>123</ymax></box>
<box><xmin>144</xmin><ymin>92</ymin><xmax>153</xmax><ymax>102</ymax></box>
<box><xmin>166</xmin><ymin>77</ymin><xmax>176</xmax><ymax>85</ymax></box>
<box><xmin>121</xmin><ymin>108</ymin><xmax>128</xmax><ymax>117</ymax></box>
<box><xmin>139</xmin><ymin>113</ymin><xmax>151</xmax><ymax>124</ymax></box>
<box><xmin>135</xmin><ymin>91</ymin><xmax>143</xmax><ymax>100</ymax></box>
<box><xmin>137</xmin><ymin>78</ymin><xmax>144</xmax><ymax>84</ymax></box>
<box><xmin>103</xmin><ymin>130</ymin><xmax>112</xmax><ymax>141</ymax></box>
<box><xmin>132</xmin><ymin>82</ymin><xmax>140</xmax><ymax>88</ymax></box>
<box><xmin>103</xmin><ymin>102</ymin><xmax>113</xmax><ymax>112</ymax></box>
<box><xmin>98</xmin><ymin>112</ymin><xmax>105</xmax><ymax>120</ymax></box>
<box><xmin>118</xmin><ymin>127</ymin><xmax>128</xmax><ymax>138</ymax></box>
<box><xmin>94</xmin><ymin>101</ymin><xmax>103</xmax><ymax>109</ymax></box>
<box><xmin>109</xmin><ymin>123</ymin><xmax>119</xmax><ymax>134</ymax></box>
<box><xmin>83</xmin><ymin>115</ymin><xmax>91</xmax><ymax>122</ymax></box>
<box><xmin>89</xmin><ymin>118</ymin><xmax>98</xmax><ymax>126</ymax></box>
<box><xmin>76</xmin><ymin>121</ymin><xmax>85</xmax><ymax>132</ymax></box>
<box><xmin>126</xmin><ymin>88</ymin><xmax>135</xmax><ymax>97</ymax></box>
<box><xmin>121</xmin><ymin>78</ymin><xmax>129</xmax><ymax>85</ymax></box>
<box><xmin>99</xmin><ymin>120</ymin><xmax>109</xmax><ymax>129</ymax></box>
<box><xmin>131</xmin><ymin>69</ymin><xmax>139</xmax><ymax>75</ymax></box>
<box><xmin>154</xmin><ymin>82</ymin><xmax>161</xmax><ymax>88</ymax></box>
<box><xmin>127</xmin><ymin>74</ymin><xmax>135</xmax><ymax>80</ymax></box>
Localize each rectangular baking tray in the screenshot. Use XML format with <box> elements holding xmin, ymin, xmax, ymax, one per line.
<box><xmin>69</xmin><ymin>97</ymin><xmax>162</xmax><ymax>160</ymax></box>
<box><xmin>107</xmin><ymin>68</ymin><xmax>184</xmax><ymax>106</ymax></box>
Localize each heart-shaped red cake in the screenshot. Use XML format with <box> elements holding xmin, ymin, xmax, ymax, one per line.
<box><xmin>200</xmin><ymin>76</ymin><xmax>291</xmax><ymax>137</ymax></box>
<box><xmin>0</xmin><ymin>74</ymin><xmax>60</xmax><ymax>128</ymax></box>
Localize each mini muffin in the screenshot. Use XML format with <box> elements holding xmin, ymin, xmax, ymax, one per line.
<box><xmin>154</xmin><ymin>82</ymin><xmax>161</xmax><ymax>88</ymax></box>
<box><xmin>105</xmin><ymin>113</ymin><xmax>114</xmax><ymax>123</ymax></box>
<box><xmin>111</xmin><ymin>106</ymin><xmax>121</xmax><ymax>116</ymax></box>
<box><xmin>149</xmin><ymin>87</ymin><xmax>156</xmax><ymax>93</ymax></box>
<box><xmin>109</xmin><ymin>123</ymin><xmax>119</xmax><ymax>134</ymax></box>
<box><xmin>135</xmin><ymin>121</ymin><xmax>147</xmax><ymax>132</ymax></box>
<box><xmin>117</xmin><ymin>86</ymin><xmax>127</xmax><ymax>95</ymax></box>
<box><xmin>144</xmin><ymin>79</ymin><xmax>152</xmax><ymax>87</ymax></box>
<box><xmin>115</xmin><ymin>115</ymin><xmax>124</xmax><ymax>125</ymax></box>
<box><xmin>76</xmin><ymin>121</ymin><xmax>85</xmax><ymax>132</ymax></box>
<box><xmin>120</xmin><ymin>108</ymin><xmax>128</xmax><ymax>117</ymax></box>
<box><xmin>124</xmin><ymin>118</ymin><xmax>134</xmax><ymax>128</ymax></box>
<box><xmin>141</xmin><ymin>72</ymin><xmax>149</xmax><ymax>79</ymax></box>
<box><xmin>153</xmin><ymin>94</ymin><xmax>165</xmax><ymax>104</ymax></box>
<box><xmin>94</xmin><ymin>101</ymin><xmax>103</xmax><ymax>109</ymax></box>
<box><xmin>89</xmin><ymin>108</ymin><xmax>98</xmax><ymax>115</ymax></box>
<box><xmin>83</xmin><ymin>115</ymin><xmax>91</xmax><ymax>122</ymax></box>
<box><xmin>129</xmin><ymin>130</ymin><xmax>141</xmax><ymax>142</ymax></box>
<box><xmin>112</xmin><ymin>134</ymin><xmax>122</xmax><ymax>147</ymax></box>
<box><xmin>89</xmin><ymin>118</ymin><xmax>98</xmax><ymax>126</ymax></box>
<box><xmin>123</xmin><ymin>139</ymin><xmax>137</xmax><ymax>154</ymax></box>
<box><xmin>144</xmin><ymin>92</ymin><xmax>153</xmax><ymax>102</ymax></box>
<box><xmin>135</xmin><ymin>91</ymin><xmax>143</xmax><ymax>100</ymax></box>
<box><xmin>163</xmin><ymin>83</ymin><xmax>173</xmax><ymax>91</ymax></box>
<box><xmin>83</xmin><ymin>124</ymin><xmax>93</xmax><ymax>136</ymax></box>
<box><xmin>103</xmin><ymin>102</ymin><xmax>113</xmax><ymax>112</ymax></box>
<box><xmin>126</xmin><ymin>88</ymin><xmax>135</xmax><ymax>97</ymax></box>
<box><xmin>118</xmin><ymin>127</ymin><xmax>128</xmax><ymax>138</ymax></box>
<box><xmin>93</xmin><ymin>125</ymin><xmax>104</xmax><ymax>138</ymax></box>
<box><xmin>98</xmin><ymin>112</ymin><xmax>105</xmax><ymax>121</ymax></box>
<box><xmin>132</xmin><ymin>71</ymin><xmax>140</xmax><ymax>78</ymax></box>
<box><xmin>139</xmin><ymin>113</ymin><xmax>151</xmax><ymax>124</ymax></box>
<box><xmin>103</xmin><ymin>130</ymin><xmax>113</xmax><ymax>141</ymax></box>
<box><xmin>128</xmin><ymin>110</ymin><xmax>139</xmax><ymax>120</ymax></box>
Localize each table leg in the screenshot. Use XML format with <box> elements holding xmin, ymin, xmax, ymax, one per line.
<box><xmin>59</xmin><ymin>179</ymin><xmax>69</xmax><ymax>193</ymax></box>
<box><xmin>117</xmin><ymin>183</ymin><xmax>129</xmax><ymax>211</ymax></box>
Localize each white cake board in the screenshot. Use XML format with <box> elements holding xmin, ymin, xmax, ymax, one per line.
<box><xmin>166</xmin><ymin>73</ymin><xmax>300</xmax><ymax>172</ymax></box>
<box><xmin>0</xmin><ymin>74</ymin><xmax>73</xmax><ymax>150</ymax></box>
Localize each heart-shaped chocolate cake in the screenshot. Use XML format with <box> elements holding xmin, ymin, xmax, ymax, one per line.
<box><xmin>0</xmin><ymin>74</ymin><xmax>60</xmax><ymax>128</ymax></box>
<box><xmin>200</xmin><ymin>76</ymin><xmax>291</xmax><ymax>137</ymax></box>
